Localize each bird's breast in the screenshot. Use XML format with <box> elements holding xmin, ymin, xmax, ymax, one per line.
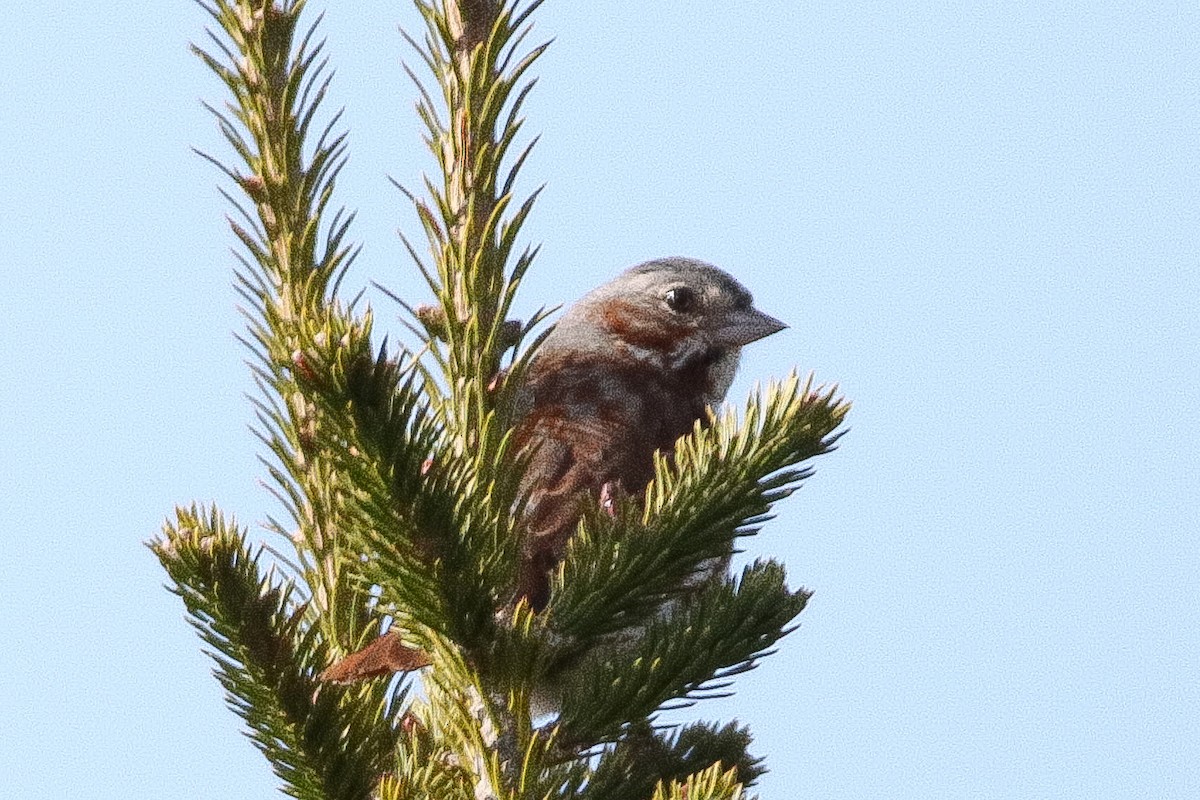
<box><xmin>517</xmin><ymin>352</ymin><xmax>710</xmax><ymax>467</ymax></box>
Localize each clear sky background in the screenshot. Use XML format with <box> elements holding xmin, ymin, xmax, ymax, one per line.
<box><xmin>1</xmin><ymin>2</ymin><xmax>1197</xmax><ymax>798</ymax></box>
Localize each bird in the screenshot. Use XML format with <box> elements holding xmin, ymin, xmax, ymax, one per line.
<box><xmin>320</xmin><ymin>257</ymin><xmax>785</xmax><ymax>682</ymax></box>
<box><xmin>509</xmin><ymin>256</ymin><xmax>787</xmax><ymax>609</ymax></box>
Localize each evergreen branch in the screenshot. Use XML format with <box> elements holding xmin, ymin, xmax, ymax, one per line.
<box><xmin>281</xmin><ymin>290</ymin><xmax>522</xmax><ymax>674</ymax></box>
<box><xmin>546</xmin><ymin>374</ymin><xmax>847</xmax><ymax>647</ymax></box>
<box><xmin>379</xmin><ymin>739</ymin><xmax>476</xmax><ymax>800</ymax></box>
<box><xmin>286</xmin><ymin>314</ymin><xmax>499</xmax><ymax>649</ymax></box>
<box><xmin>385</xmin><ymin>0</ymin><xmax>553</xmax><ymax>672</ymax></box>
<box><xmin>150</xmin><ymin>505</ymin><xmax>401</xmax><ymax>800</ymax></box>
<box><xmin>651</xmin><ymin>763</ymin><xmax>744</xmax><ymax>800</ymax></box>
<box><xmin>192</xmin><ymin>0</ymin><xmax>404</xmax><ymax>655</ymax></box>
<box><xmin>379</xmin><ymin>8</ymin><xmax>556</xmax><ymax>792</ymax></box>
<box><xmin>576</xmin><ymin>721</ymin><xmax>763</xmax><ymax>800</ymax></box>
<box><xmin>557</xmin><ymin>561</ymin><xmax>809</xmax><ymax>744</ymax></box>
<box><xmin>401</xmin><ymin>0</ymin><xmax>548</xmax><ymax>444</ymax></box>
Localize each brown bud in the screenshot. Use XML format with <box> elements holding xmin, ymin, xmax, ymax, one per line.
<box><xmin>239</xmin><ymin>174</ymin><xmax>267</xmax><ymax>201</ymax></box>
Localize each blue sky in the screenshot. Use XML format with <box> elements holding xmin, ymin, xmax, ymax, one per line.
<box><xmin>2</xmin><ymin>2</ymin><xmax>1197</xmax><ymax>797</ymax></box>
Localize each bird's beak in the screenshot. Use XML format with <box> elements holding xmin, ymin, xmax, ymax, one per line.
<box><xmin>713</xmin><ymin>306</ymin><xmax>788</xmax><ymax>347</ymax></box>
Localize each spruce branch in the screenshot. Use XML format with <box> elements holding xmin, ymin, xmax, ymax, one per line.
<box><xmin>577</xmin><ymin>721</ymin><xmax>763</xmax><ymax>800</ymax></box>
<box><xmin>398</xmin><ymin>0</ymin><xmax>550</xmax><ymax>446</ymax></box>
<box><xmin>190</xmin><ymin>0</ymin><xmax>456</xmax><ymax>672</ymax></box>
<box><xmin>389</xmin><ymin>0</ymin><xmax>552</xmax><ymax>759</ymax></box>
<box><xmin>151</xmin><ymin>506</ymin><xmax>402</xmax><ymax>800</ymax></box>
<box><xmin>545</xmin><ymin>374</ymin><xmax>847</xmax><ymax>649</ymax></box>
<box><xmin>192</xmin><ymin>0</ymin><xmax>376</xmax><ymax>654</ymax></box>
<box><xmin>650</xmin><ymin>763</ymin><xmax>745</xmax><ymax>800</ymax></box>
<box><xmin>557</xmin><ymin>561</ymin><xmax>808</xmax><ymax>744</ymax></box>
<box><xmin>347</xmin><ymin>2</ymin><xmax>557</xmax><ymax>795</ymax></box>
<box><xmin>181</xmin><ymin>10</ymin><xmax>454</xmax><ymax>797</ymax></box>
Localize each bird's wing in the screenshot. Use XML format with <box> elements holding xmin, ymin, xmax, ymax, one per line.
<box><xmin>513</xmin><ymin>411</ymin><xmax>635</xmax><ymax>610</ymax></box>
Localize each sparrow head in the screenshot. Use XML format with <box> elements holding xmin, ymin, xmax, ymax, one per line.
<box><xmin>545</xmin><ymin>257</ymin><xmax>786</xmax><ymax>402</ymax></box>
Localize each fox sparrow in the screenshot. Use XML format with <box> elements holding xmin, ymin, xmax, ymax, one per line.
<box><xmin>320</xmin><ymin>257</ymin><xmax>785</xmax><ymax>682</ymax></box>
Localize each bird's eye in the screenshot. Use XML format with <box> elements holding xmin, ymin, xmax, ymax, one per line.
<box><xmin>664</xmin><ymin>286</ymin><xmax>698</xmax><ymax>313</ymax></box>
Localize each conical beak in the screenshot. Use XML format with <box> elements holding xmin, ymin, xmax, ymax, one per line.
<box><xmin>713</xmin><ymin>306</ymin><xmax>788</xmax><ymax>347</ymax></box>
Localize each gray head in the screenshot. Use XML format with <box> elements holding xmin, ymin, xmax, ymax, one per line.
<box><xmin>546</xmin><ymin>257</ymin><xmax>786</xmax><ymax>402</ymax></box>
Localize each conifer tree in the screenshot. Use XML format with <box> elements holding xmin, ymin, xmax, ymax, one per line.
<box><xmin>152</xmin><ymin>2</ymin><xmax>849</xmax><ymax>798</ymax></box>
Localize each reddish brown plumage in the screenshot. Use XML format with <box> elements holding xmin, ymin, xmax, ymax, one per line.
<box><xmin>512</xmin><ymin>349</ymin><xmax>715</xmax><ymax>609</ymax></box>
